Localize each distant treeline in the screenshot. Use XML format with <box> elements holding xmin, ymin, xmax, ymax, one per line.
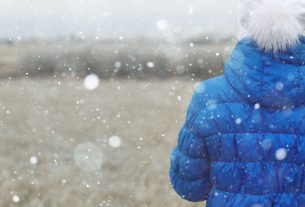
<box><xmin>0</xmin><ymin>36</ymin><xmax>235</xmax><ymax>80</ymax></box>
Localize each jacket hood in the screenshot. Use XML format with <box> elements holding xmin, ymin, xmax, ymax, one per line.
<box><xmin>225</xmin><ymin>36</ymin><xmax>305</xmax><ymax>109</ymax></box>
<box><xmin>237</xmin><ymin>0</ymin><xmax>305</xmax><ymax>53</ymax></box>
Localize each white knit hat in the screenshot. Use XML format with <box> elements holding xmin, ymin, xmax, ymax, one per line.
<box><xmin>237</xmin><ymin>0</ymin><xmax>305</xmax><ymax>53</ymax></box>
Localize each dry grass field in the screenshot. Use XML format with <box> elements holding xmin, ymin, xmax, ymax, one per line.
<box><xmin>0</xmin><ymin>78</ymin><xmax>207</xmax><ymax>207</ymax></box>
<box><xmin>0</xmin><ymin>39</ymin><xmax>232</xmax><ymax>79</ymax></box>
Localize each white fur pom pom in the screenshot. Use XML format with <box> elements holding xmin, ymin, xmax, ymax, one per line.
<box><xmin>247</xmin><ymin>0</ymin><xmax>305</xmax><ymax>53</ymax></box>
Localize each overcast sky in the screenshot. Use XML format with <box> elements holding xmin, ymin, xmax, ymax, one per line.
<box><xmin>0</xmin><ymin>0</ymin><xmax>237</xmax><ymax>39</ymax></box>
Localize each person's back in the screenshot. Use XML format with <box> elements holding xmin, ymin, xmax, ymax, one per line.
<box><xmin>169</xmin><ymin>0</ymin><xmax>305</xmax><ymax>206</ymax></box>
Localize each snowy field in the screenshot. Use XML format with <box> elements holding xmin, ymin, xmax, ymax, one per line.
<box><xmin>0</xmin><ymin>78</ymin><xmax>205</xmax><ymax>207</ymax></box>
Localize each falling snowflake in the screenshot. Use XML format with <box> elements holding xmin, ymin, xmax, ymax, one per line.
<box><xmin>275</xmin><ymin>148</ymin><xmax>287</xmax><ymax>161</ymax></box>
<box><xmin>261</xmin><ymin>139</ymin><xmax>272</xmax><ymax>151</ymax></box>
<box><xmin>73</xmin><ymin>142</ymin><xmax>103</xmax><ymax>172</ymax></box>
<box><xmin>83</xmin><ymin>74</ymin><xmax>100</xmax><ymax>91</ymax></box>
<box><xmin>114</xmin><ymin>61</ymin><xmax>122</xmax><ymax>68</ymax></box>
<box><xmin>206</xmin><ymin>99</ymin><xmax>217</xmax><ymax>110</ymax></box>
<box><xmin>276</xmin><ymin>82</ymin><xmax>284</xmax><ymax>91</ymax></box>
<box><xmin>146</xmin><ymin>62</ymin><xmax>155</xmax><ymax>68</ymax></box>
<box><xmin>12</xmin><ymin>195</ymin><xmax>20</xmax><ymax>203</ymax></box>
<box><xmin>156</xmin><ymin>19</ymin><xmax>168</xmax><ymax>31</ymax></box>
<box><xmin>109</xmin><ymin>136</ymin><xmax>122</xmax><ymax>148</ymax></box>
<box><xmin>254</xmin><ymin>103</ymin><xmax>260</xmax><ymax>110</ymax></box>
<box><xmin>235</xmin><ymin>118</ymin><xmax>242</xmax><ymax>125</ymax></box>
<box><xmin>287</xmin><ymin>73</ymin><xmax>295</xmax><ymax>81</ymax></box>
<box><xmin>30</xmin><ymin>156</ymin><xmax>38</xmax><ymax>165</ymax></box>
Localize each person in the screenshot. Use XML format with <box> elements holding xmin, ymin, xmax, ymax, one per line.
<box><xmin>169</xmin><ymin>0</ymin><xmax>305</xmax><ymax>206</ymax></box>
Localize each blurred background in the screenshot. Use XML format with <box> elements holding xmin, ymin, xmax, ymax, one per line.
<box><xmin>0</xmin><ymin>0</ymin><xmax>236</xmax><ymax>206</ymax></box>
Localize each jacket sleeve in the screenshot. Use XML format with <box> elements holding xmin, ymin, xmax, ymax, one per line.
<box><xmin>169</xmin><ymin>84</ymin><xmax>211</xmax><ymax>202</ymax></box>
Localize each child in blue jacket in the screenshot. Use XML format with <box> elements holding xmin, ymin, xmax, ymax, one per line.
<box><xmin>169</xmin><ymin>0</ymin><xmax>305</xmax><ymax>206</ymax></box>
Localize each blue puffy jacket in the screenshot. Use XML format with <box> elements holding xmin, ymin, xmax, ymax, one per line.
<box><xmin>169</xmin><ymin>36</ymin><xmax>305</xmax><ymax>206</ymax></box>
